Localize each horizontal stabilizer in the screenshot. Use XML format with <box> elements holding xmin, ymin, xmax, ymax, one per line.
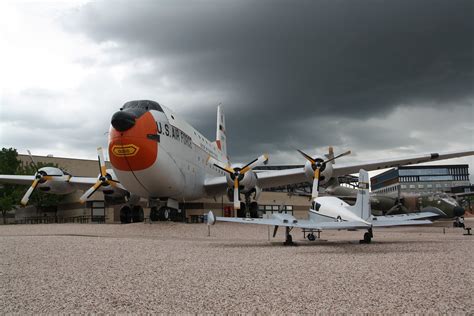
<box><xmin>371</xmin><ymin>219</ymin><xmax>432</xmax><ymax>227</ymax></box>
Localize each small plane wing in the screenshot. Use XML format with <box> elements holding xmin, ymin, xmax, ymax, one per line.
<box><xmin>369</xmin><ymin>211</ymin><xmax>440</xmax><ymax>227</ymax></box>
<box><xmin>216</xmin><ymin>216</ymin><xmax>370</xmax><ymax>230</ymax></box>
<box><xmin>371</xmin><ymin>219</ymin><xmax>433</xmax><ymax>227</ymax></box>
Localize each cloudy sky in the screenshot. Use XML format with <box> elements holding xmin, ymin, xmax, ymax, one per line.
<box><xmin>0</xmin><ymin>0</ymin><xmax>473</xmax><ymax>178</ymax></box>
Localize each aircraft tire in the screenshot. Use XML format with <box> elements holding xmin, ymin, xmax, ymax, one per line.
<box><xmin>307</xmin><ymin>233</ymin><xmax>316</xmax><ymax>241</ymax></box>
<box><xmin>150</xmin><ymin>207</ymin><xmax>159</xmax><ymax>222</ymax></box>
<box><xmin>120</xmin><ymin>206</ymin><xmax>132</xmax><ymax>224</ymax></box>
<box><xmin>237</xmin><ymin>206</ymin><xmax>246</xmax><ymax>218</ymax></box>
<box><xmin>132</xmin><ymin>205</ymin><xmax>144</xmax><ymax>222</ymax></box>
<box><xmin>284</xmin><ymin>234</ymin><xmax>293</xmax><ymax>245</ymax></box>
<box><xmin>363</xmin><ymin>232</ymin><xmax>371</xmax><ymax>243</ymax></box>
<box><xmin>249</xmin><ymin>202</ymin><xmax>259</xmax><ymax>218</ymax></box>
<box><xmin>158</xmin><ymin>206</ymin><xmax>169</xmax><ymax>221</ymax></box>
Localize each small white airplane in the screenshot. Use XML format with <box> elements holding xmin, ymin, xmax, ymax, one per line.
<box><xmin>207</xmin><ymin>169</ymin><xmax>445</xmax><ymax>245</ymax></box>
<box><xmin>0</xmin><ymin>100</ymin><xmax>472</xmax><ymax>222</ymax></box>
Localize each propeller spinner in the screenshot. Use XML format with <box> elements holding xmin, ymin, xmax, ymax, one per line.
<box><xmin>298</xmin><ymin>148</ymin><xmax>351</xmax><ymax>199</ymax></box>
<box><xmin>79</xmin><ymin>147</ymin><xmax>124</xmax><ymax>203</ymax></box>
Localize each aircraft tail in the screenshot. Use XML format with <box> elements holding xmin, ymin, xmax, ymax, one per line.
<box><xmin>215</xmin><ymin>104</ymin><xmax>227</xmax><ymax>158</ymax></box>
<box><xmin>349</xmin><ymin>169</ymin><xmax>371</xmax><ymax>220</ymax></box>
<box><xmin>326</xmin><ymin>146</ymin><xmax>335</xmax><ymax>164</ymax></box>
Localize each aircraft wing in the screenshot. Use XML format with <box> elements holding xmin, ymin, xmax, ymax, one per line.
<box><xmin>370</xmin><ymin>211</ymin><xmax>440</xmax><ymax>227</ymax></box>
<box><xmin>0</xmin><ymin>175</ymin><xmax>127</xmax><ymax>194</ymax></box>
<box><xmin>0</xmin><ymin>175</ymin><xmax>36</xmax><ymax>185</ymax></box>
<box><xmin>371</xmin><ymin>219</ymin><xmax>433</xmax><ymax>227</ymax></box>
<box><xmin>332</xmin><ymin>150</ymin><xmax>474</xmax><ymax>177</ymax></box>
<box><xmin>204</xmin><ymin>168</ymin><xmax>307</xmax><ymax>194</ymax></box>
<box><xmin>205</xmin><ymin>150</ymin><xmax>473</xmax><ymax>192</ymax></box>
<box><xmin>216</xmin><ymin>216</ymin><xmax>369</xmax><ymax>230</ymax></box>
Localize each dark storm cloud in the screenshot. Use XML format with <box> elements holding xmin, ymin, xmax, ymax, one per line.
<box><xmin>64</xmin><ymin>0</ymin><xmax>474</xmax><ymax>161</ymax></box>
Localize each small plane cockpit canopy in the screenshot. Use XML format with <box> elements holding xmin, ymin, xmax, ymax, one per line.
<box><xmin>120</xmin><ymin>100</ymin><xmax>164</xmax><ymax>118</ymax></box>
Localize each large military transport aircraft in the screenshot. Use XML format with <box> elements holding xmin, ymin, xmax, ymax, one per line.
<box><xmin>208</xmin><ymin>170</ymin><xmax>444</xmax><ymax>245</ymax></box>
<box><xmin>327</xmin><ymin>185</ymin><xmax>466</xmax><ymax>218</ymax></box>
<box><xmin>0</xmin><ymin>100</ymin><xmax>473</xmax><ymax>221</ymax></box>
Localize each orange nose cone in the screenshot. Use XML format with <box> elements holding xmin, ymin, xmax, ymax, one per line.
<box><xmin>109</xmin><ymin>112</ymin><xmax>158</xmax><ymax>171</ymax></box>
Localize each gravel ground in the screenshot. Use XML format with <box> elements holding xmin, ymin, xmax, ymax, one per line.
<box><xmin>0</xmin><ymin>219</ymin><xmax>473</xmax><ymax>314</ymax></box>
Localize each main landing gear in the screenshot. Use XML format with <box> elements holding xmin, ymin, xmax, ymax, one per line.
<box><xmin>150</xmin><ymin>206</ymin><xmax>179</xmax><ymax>221</ymax></box>
<box><xmin>242</xmin><ymin>193</ymin><xmax>259</xmax><ymax>218</ymax></box>
<box><xmin>360</xmin><ymin>228</ymin><xmax>373</xmax><ymax>244</ymax></box>
<box><xmin>120</xmin><ymin>205</ymin><xmax>144</xmax><ymax>224</ymax></box>
<box><xmin>284</xmin><ymin>227</ymin><xmax>296</xmax><ymax>246</ymax></box>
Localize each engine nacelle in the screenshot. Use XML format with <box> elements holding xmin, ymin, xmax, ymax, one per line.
<box><xmin>303</xmin><ymin>158</ymin><xmax>333</xmax><ymax>185</ymax></box>
<box><xmin>225</xmin><ymin>164</ymin><xmax>258</xmax><ymax>193</ymax></box>
<box><xmin>36</xmin><ymin>167</ymin><xmax>75</xmax><ymax>195</ymax></box>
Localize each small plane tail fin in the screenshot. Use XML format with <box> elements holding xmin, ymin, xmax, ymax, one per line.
<box><xmin>214</xmin><ymin>104</ymin><xmax>227</xmax><ymax>159</ymax></box>
<box><xmin>349</xmin><ymin>169</ymin><xmax>371</xmax><ymax>220</ymax></box>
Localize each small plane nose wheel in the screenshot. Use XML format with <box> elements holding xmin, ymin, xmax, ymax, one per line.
<box><xmin>307</xmin><ymin>233</ymin><xmax>316</xmax><ymax>241</ymax></box>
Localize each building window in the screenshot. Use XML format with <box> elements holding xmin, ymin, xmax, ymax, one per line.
<box><xmin>409</xmin><ymin>185</ymin><xmax>415</xmax><ymax>189</ymax></box>
<box><xmin>401</xmin><ymin>185</ymin><xmax>406</xmax><ymax>189</ymax></box>
<box><xmin>418</xmin><ymin>184</ymin><xmax>424</xmax><ymax>189</ymax></box>
<box><xmin>427</xmin><ymin>184</ymin><xmax>433</xmax><ymax>188</ymax></box>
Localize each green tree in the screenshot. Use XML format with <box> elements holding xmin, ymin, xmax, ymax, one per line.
<box><xmin>0</xmin><ymin>148</ymin><xmax>22</xmax><ymax>224</ymax></box>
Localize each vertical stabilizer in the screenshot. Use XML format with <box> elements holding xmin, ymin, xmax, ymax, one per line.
<box><xmin>327</xmin><ymin>146</ymin><xmax>335</xmax><ymax>164</ymax></box>
<box><xmin>349</xmin><ymin>169</ymin><xmax>371</xmax><ymax>220</ymax></box>
<box><xmin>215</xmin><ymin>104</ymin><xmax>227</xmax><ymax>158</ymax></box>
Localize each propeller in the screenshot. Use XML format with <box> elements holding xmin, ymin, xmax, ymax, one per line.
<box><xmin>20</xmin><ymin>151</ymin><xmax>63</xmax><ymax>206</ymax></box>
<box><xmin>79</xmin><ymin>147</ymin><xmax>123</xmax><ymax>203</ymax></box>
<box><xmin>298</xmin><ymin>148</ymin><xmax>351</xmax><ymax>199</ymax></box>
<box><xmin>209</xmin><ymin>154</ymin><xmax>269</xmax><ymax>209</ymax></box>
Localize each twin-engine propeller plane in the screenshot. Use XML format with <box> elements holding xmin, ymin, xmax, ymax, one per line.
<box><xmin>0</xmin><ymin>99</ymin><xmax>473</xmax><ymax>222</ymax></box>
<box><xmin>208</xmin><ymin>169</ymin><xmax>445</xmax><ymax>245</ymax></box>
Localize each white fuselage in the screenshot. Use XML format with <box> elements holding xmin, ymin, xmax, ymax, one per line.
<box><xmin>310</xmin><ymin>196</ymin><xmax>369</xmax><ymax>224</ymax></box>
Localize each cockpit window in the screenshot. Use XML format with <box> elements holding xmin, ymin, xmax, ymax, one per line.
<box><xmin>312</xmin><ymin>201</ymin><xmax>322</xmax><ymax>211</ymax></box>
<box><xmin>121</xmin><ymin>100</ymin><xmax>164</xmax><ymax>117</ymax></box>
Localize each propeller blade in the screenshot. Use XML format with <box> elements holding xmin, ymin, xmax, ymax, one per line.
<box><xmin>214</xmin><ymin>163</ymin><xmax>235</xmax><ymax>175</ymax></box>
<box><xmin>208</xmin><ymin>156</ymin><xmax>234</xmax><ymax>174</ymax></box>
<box><xmin>233</xmin><ymin>178</ymin><xmax>240</xmax><ymax>210</ymax></box>
<box><xmin>240</xmin><ymin>154</ymin><xmax>269</xmax><ymax>174</ymax></box>
<box><xmin>97</xmin><ymin>147</ymin><xmax>107</xmax><ymax>177</ymax></box>
<box><xmin>26</xmin><ymin>150</ymin><xmax>39</xmax><ymax>171</ymax></box>
<box><xmin>20</xmin><ymin>178</ymin><xmax>40</xmax><ymax>206</ymax></box>
<box><xmin>324</xmin><ymin>150</ymin><xmax>351</xmax><ymax>164</ymax></box>
<box><xmin>79</xmin><ymin>181</ymin><xmax>102</xmax><ymax>203</ymax></box>
<box><xmin>297</xmin><ymin>149</ymin><xmax>316</xmax><ymax>164</ymax></box>
<box><xmin>312</xmin><ymin>169</ymin><xmax>320</xmax><ymax>199</ymax></box>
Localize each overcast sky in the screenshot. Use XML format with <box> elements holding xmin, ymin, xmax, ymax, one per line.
<box><xmin>0</xmin><ymin>0</ymin><xmax>473</xmax><ymax>179</ymax></box>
